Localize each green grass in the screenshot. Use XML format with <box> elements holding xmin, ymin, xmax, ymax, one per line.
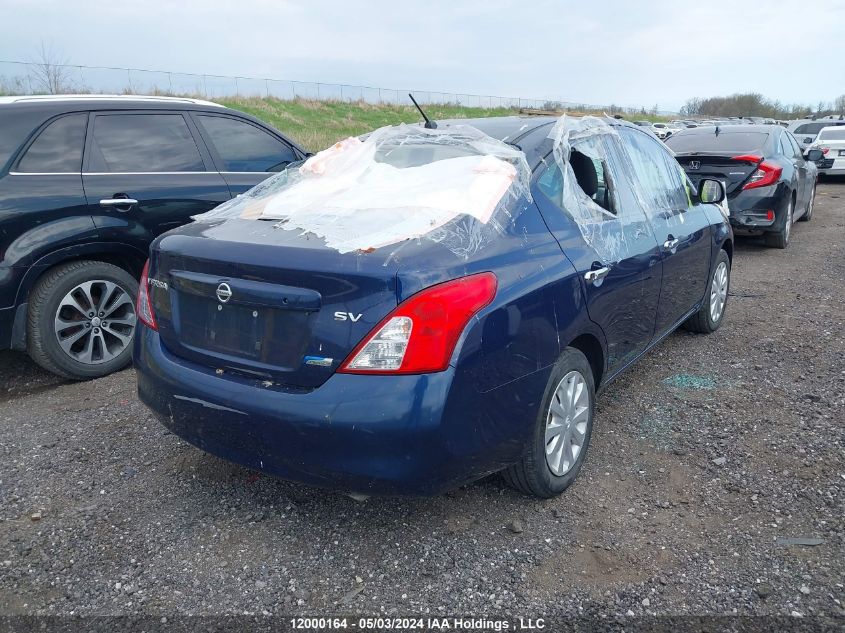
<box><xmin>216</xmin><ymin>97</ymin><xmax>525</xmax><ymax>152</ymax></box>
<box><xmin>217</xmin><ymin>97</ymin><xmax>671</xmax><ymax>152</ymax></box>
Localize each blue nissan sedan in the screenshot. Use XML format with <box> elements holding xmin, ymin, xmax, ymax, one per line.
<box><xmin>134</xmin><ymin>116</ymin><xmax>733</xmax><ymax>498</ymax></box>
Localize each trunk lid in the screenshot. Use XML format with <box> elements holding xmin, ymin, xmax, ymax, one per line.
<box><xmin>674</xmin><ymin>154</ymin><xmax>762</xmax><ymax>196</ymax></box>
<box><xmin>148</xmin><ymin>219</ymin><xmax>400</xmax><ymax>389</ymax></box>
<box><xmin>817</xmin><ymin>139</ymin><xmax>845</xmax><ymax>155</ymax></box>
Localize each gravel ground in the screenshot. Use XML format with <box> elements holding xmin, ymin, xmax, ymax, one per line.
<box><xmin>1</xmin><ymin>181</ymin><xmax>843</xmax><ymax>625</ymax></box>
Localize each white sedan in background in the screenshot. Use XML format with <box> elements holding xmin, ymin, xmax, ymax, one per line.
<box><xmin>651</xmin><ymin>122</ymin><xmax>670</xmax><ymax>139</ymax></box>
<box><xmin>652</xmin><ymin>122</ymin><xmax>685</xmax><ymax>140</ymax></box>
<box><xmin>810</xmin><ymin>125</ymin><xmax>845</xmax><ymax>176</ymax></box>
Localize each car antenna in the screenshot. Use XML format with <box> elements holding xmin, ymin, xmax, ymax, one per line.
<box><xmin>409</xmin><ymin>93</ymin><xmax>437</xmax><ymax>129</ymax></box>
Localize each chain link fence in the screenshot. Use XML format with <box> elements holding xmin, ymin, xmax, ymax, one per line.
<box><xmin>0</xmin><ymin>60</ymin><xmax>673</xmax><ymax>115</ymax></box>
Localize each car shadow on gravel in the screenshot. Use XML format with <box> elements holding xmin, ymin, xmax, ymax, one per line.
<box><xmin>0</xmin><ymin>350</ymin><xmax>68</xmax><ymax>403</ymax></box>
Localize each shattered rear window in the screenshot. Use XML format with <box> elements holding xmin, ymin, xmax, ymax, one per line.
<box><xmin>194</xmin><ymin>123</ymin><xmax>531</xmax><ymax>258</ymax></box>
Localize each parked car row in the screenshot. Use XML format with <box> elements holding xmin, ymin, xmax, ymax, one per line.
<box><xmin>665</xmin><ymin>124</ymin><xmax>821</xmax><ymax>248</ymax></box>
<box><xmin>667</xmin><ymin>116</ymin><xmax>845</xmax><ymax>164</ymax></box>
<box><xmin>787</xmin><ymin>117</ymin><xmax>845</xmax><ymax>153</ymax></box>
<box><xmin>1</xmin><ymin>94</ymin><xmax>738</xmax><ymax>499</ymax></box>
<box><xmin>3</xmin><ymin>93</ymin><xmax>837</xmax><ymax>500</ymax></box>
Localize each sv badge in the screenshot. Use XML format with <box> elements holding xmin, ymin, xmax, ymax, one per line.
<box><xmin>334</xmin><ymin>311</ymin><xmax>363</xmax><ymax>322</ymax></box>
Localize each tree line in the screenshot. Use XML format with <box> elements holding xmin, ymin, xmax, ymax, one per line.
<box><xmin>680</xmin><ymin>92</ymin><xmax>845</xmax><ymax>120</ymax></box>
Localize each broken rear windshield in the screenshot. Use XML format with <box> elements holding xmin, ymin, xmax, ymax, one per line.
<box><xmin>665</xmin><ymin>131</ymin><xmax>769</xmax><ymax>154</ymax></box>
<box><xmin>193</xmin><ymin>123</ymin><xmax>531</xmax><ymax>257</ymax></box>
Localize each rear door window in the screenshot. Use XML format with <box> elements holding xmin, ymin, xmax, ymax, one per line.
<box><xmin>197</xmin><ymin>115</ymin><xmax>296</xmax><ymax>172</ymax></box>
<box><xmin>16</xmin><ymin>113</ymin><xmax>87</xmax><ymax>173</ymax></box>
<box><xmin>88</xmin><ymin>113</ymin><xmax>205</xmax><ymax>172</ymax></box>
<box><xmin>779</xmin><ymin>134</ymin><xmax>795</xmax><ymax>158</ymax></box>
<box><xmin>788</xmin><ymin>134</ymin><xmax>803</xmax><ymax>156</ymax></box>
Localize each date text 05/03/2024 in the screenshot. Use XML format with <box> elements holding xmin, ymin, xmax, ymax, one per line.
<box><xmin>289</xmin><ymin>616</ymin><xmax>546</xmax><ymax>630</ymax></box>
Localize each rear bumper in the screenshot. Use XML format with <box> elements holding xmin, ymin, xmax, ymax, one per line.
<box><xmin>727</xmin><ymin>186</ymin><xmax>788</xmax><ymax>234</ymax></box>
<box><xmin>818</xmin><ymin>157</ymin><xmax>845</xmax><ymax>175</ymax></box>
<box><xmin>134</xmin><ymin>326</ymin><xmax>545</xmax><ymax>495</ymax></box>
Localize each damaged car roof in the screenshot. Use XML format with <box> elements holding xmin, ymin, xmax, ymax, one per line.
<box><xmin>436</xmin><ymin>116</ymin><xmax>558</xmax><ymax>165</ymax></box>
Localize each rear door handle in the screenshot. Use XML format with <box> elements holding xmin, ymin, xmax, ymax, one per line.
<box><xmin>663</xmin><ymin>237</ymin><xmax>679</xmax><ymax>250</ymax></box>
<box><xmin>100</xmin><ymin>197</ymin><xmax>138</xmax><ymax>208</ymax></box>
<box><xmin>584</xmin><ymin>266</ymin><xmax>610</xmax><ymax>285</ymax></box>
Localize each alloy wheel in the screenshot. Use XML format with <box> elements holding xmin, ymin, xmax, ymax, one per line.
<box><xmin>54</xmin><ymin>279</ymin><xmax>136</xmax><ymax>364</ymax></box>
<box><xmin>709</xmin><ymin>261</ymin><xmax>729</xmax><ymax>323</ymax></box>
<box><xmin>545</xmin><ymin>370</ymin><xmax>590</xmax><ymax>476</ymax></box>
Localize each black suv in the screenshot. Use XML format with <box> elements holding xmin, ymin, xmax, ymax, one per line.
<box><xmin>0</xmin><ymin>95</ymin><xmax>307</xmax><ymax>379</ymax></box>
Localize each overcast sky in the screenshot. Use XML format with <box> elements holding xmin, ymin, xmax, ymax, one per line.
<box><xmin>1</xmin><ymin>0</ymin><xmax>843</xmax><ymax>111</ymax></box>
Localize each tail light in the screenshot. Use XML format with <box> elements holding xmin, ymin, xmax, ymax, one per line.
<box><xmin>338</xmin><ymin>272</ymin><xmax>497</xmax><ymax>374</ymax></box>
<box><xmin>136</xmin><ymin>259</ymin><xmax>158</xmax><ymax>331</ymax></box>
<box><xmin>820</xmin><ymin>147</ymin><xmax>830</xmax><ymax>155</ymax></box>
<box><xmin>732</xmin><ymin>155</ymin><xmax>782</xmax><ymax>190</ymax></box>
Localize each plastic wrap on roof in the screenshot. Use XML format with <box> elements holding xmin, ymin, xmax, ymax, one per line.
<box><xmin>194</xmin><ymin>123</ymin><xmax>531</xmax><ymax>257</ymax></box>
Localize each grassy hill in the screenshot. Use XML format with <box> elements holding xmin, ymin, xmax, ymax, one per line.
<box><xmin>217</xmin><ymin>97</ymin><xmax>670</xmax><ymax>152</ymax></box>
<box><xmin>216</xmin><ymin>97</ymin><xmax>524</xmax><ymax>152</ymax></box>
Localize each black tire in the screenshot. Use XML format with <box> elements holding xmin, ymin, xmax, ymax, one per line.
<box><xmin>764</xmin><ymin>195</ymin><xmax>793</xmax><ymax>249</ymax></box>
<box><xmin>798</xmin><ymin>185</ymin><xmax>815</xmax><ymax>222</ymax></box>
<box><xmin>27</xmin><ymin>260</ymin><xmax>139</xmax><ymax>380</ymax></box>
<box><xmin>683</xmin><ymin>249</ymin><xmax>731</xmax><ymax>334</ymax></box>
<box><xmin>502</xmin><ymin>347</ymin><xmax>595</xmax><ymax>498</ymax></box>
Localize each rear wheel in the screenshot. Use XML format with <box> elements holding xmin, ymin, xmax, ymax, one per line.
<box><xmin>799</xmin><ymin>185</ymin><xmax>815</xmax><ymax>222</ymax></box>
<box><xmin>27</xmin><ymin>261</ymin><xmax>138</xmax><ymax>380</ymax></box>
<box><xmin>683</xmin><ymin>249</ymin><xmax>730</xmax><ymax>334</ymax></box>
<box><xmin>503</xmin><ymin>348</ymin><xmax>595</xmax><ymax>498</ymax></box>
<box><xmin>765</xmin><ymin>195</ymin><xmax>793</xmax><ymax>249</ymax></box>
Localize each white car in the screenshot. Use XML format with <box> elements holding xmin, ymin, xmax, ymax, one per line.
<box><xmin>810</xmin><ymin>125</ymin><xmax>845</xmax><ymax>176</ymax></box>
<box><xmin>788</xmin><ymin>118</ymin><xmax>845</xmax><ymax>152</ymax></box>
<box><xmin>664</xmin><ymin>122</ymin><xmax>685</xmax><ymax>137</ymax></box>
<box><xmin>651</xmin><ymin>122</ymin><xmax>670</xmax><ymax>139</ymax></box>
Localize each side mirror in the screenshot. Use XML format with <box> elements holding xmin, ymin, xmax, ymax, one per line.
<box><xmin>699</xmin><ymin>179</ymin><xmax>725</xmax><ymax>204</ymax></box>
<box><xmin>806</xmin><ymin>149</ymin><xmax>824</xmax><ymax>162</ymax></box>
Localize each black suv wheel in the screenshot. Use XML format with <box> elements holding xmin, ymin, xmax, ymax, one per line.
<box><xmin>27</xmin><ymin>261</ymin><xmax>138</xmax><ymax>380</ymax></box>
